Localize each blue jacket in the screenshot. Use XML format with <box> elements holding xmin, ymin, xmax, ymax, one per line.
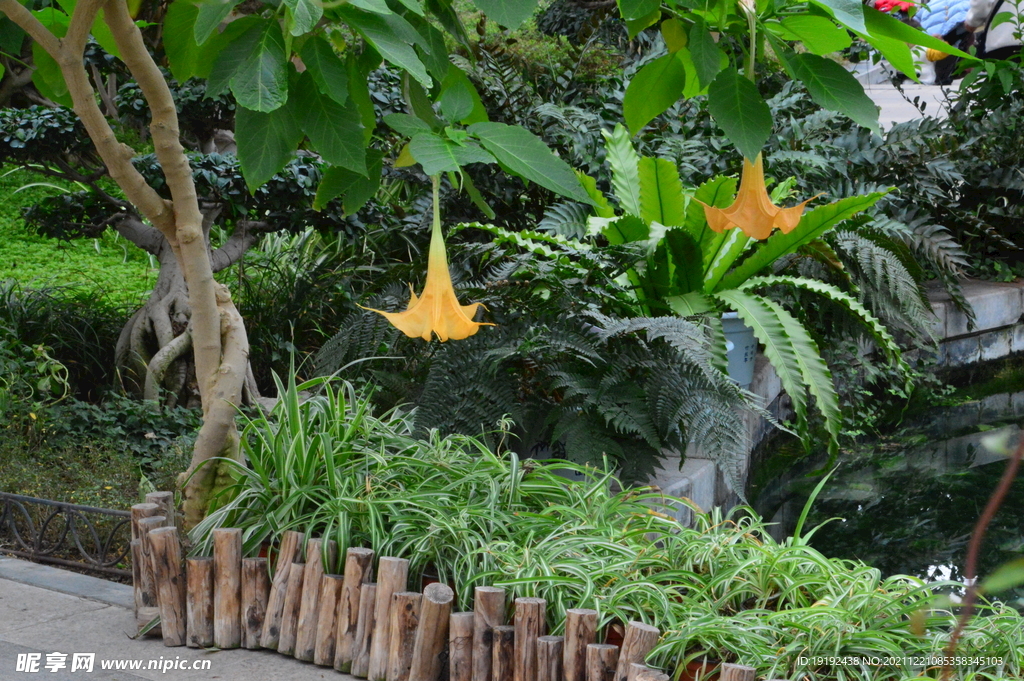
<box><xmin>917</xmin><ymin>0</ymin><xmax>971</xmax><ymax>35</ymax></box>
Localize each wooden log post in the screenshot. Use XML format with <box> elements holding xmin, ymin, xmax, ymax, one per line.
<box><xmin>278</xmin><ymin>562</ymin><xmax>305</xmax><ymax>656</ymax></box>
<box><xmin>613</xmin><ymin>623</ymin><xmax>660</xmax><ymax>681</ymax></box>
<box><xmin>145</xmin><ymin>491</ymin><xmax>175</xmax><ymax>526</ymax></box>
<box><xmin>634</xmin><ymin>670</ymin><xmax>669</xmax><ymax>681</ymax></box>
<box><xmin>586</xmin><ymin>644</ymin><xmax>619</xmax><ymax>681</ymax></box>
<box><xmin>148</xmin><ymin>526</ymin><xmax>186</xmax><ymax>647</ymax></box>
<box><xmin>409</xmin><ymin>582</ymin><xmax>454</xmax><ymax>681</ymax></box>
<box><xmin>351</xmin><ymin>583</ymin><xmax>378</xmax><ymax>678</ymax></box>
<box><xmin>335</xmin><ymin>547</ymin><xmax>375</xmax><ymax>672</ymax></box>
<box><xmin>514</xmin><ymin>598</ymin><xmax>546</xmax><ymax>681</ymax></box>
<box><xmin>368</xmin><ymin>557</ymin><xmax>410</xmax><ymax>681</ymax></box>
<box><xmin>212</xmin><ymin>528</ymin><xmax>242</xmax><ymax>649</ymax></box>
<box><xmin>386</xmin><ymin>591</ymin><xmax>423</xmax><ymax>681</ymax></box>
<box><xmin>537</xmin><ymin>635</ymin><xmax>564</xmax><ymax>681</ymax></box>
<box><xmin>130</xmin><ymin>503</ymin><xmax>160</xmax><ymax>612</ymax></box>
<box><xmin>296</xmin><ymin>538</ymin><xmax>336</xmax><ymax>661</ymax></box>
<box><xmin>314</xmin><ymin>574</ymin><xmax>344</xmax><ymax>666</ymax></box>
<box><xmin>449</xmin><ymin>612</ymin><xmax>475</xmax><ymax>681</ymax></box>
<box><xmin>241</xmin><ymin>557</ymin><xmax>269</xmax><ymax>649</ymax></box>
<box><xmin>625</xmin><ymin>663</ymin><xmax>647</xmax><ymax>681</ymax></box>
<box><xmin>492</xmin><ymin>625</ymin><xmax>515</xmax><ymax>681</ymax></box>
<box><xmin>563</xmin><ymin>609</ymin><xmax>598</xmax><ymax>681</ymax></box>
<box><xmin>185</xmin><ymin>557</ymin><xmax>214</xmax><ymax>648</ymax></box>
<box><xmin>719</xmin><ymin>664</ymin><xmax>756</xmax><ymax>681</ymax></box>
<box><xmin>136</xmin><ymin>514</ymin><xmax>167</xmax><ymax>635</ymax></box>
<box><xmin>260</xmin><ymin>530</ymin><xmax>304</xmax><ymax>649</ymax></box>
<box><xmin>471</xmin><ymin>586</ymin><xmax>506</xmax><ymax>681</ymax></box>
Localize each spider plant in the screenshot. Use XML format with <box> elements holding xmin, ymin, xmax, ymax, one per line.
<box><xmin>191</xmin><ymin>376</ymin><xmax>1024</xmax><ymax>680</ymax></box>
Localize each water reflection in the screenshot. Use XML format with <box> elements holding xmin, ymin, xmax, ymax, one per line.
<box><xmin>751</xmin><ymin>389</ymin><xmax>1024</xmax><ymax>609</ymax></box>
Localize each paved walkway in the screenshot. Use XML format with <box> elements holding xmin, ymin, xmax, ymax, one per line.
<box><xmin>865</xmin><ymin>80</ymin><xmax>954</xmax><ymax>127</ymax></box>
<box><xmin>0</xmin><ymin>557</ymin><xmax>354</xmax><ymax>681</ymax></box>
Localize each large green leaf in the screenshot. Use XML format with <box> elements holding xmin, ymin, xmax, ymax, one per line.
<box><xmin>409</xmin><ymin>133</ymin><xmax>494</xmax><ymax>175</ymax></box>
<box><xmin>663</xmin><ymin>228</ymin><xmax>703</xmax><ymax>295</ymax></box>
<box><xmin>602</xmin><ymin>124</ymin><xmax>642</xmax><ymax>218</ymax></box>
<box><xmin>163</xmin><ymin>0</ymin><xmax>202</xmax><ymax>82</ymax></box>
<box><xmin>603</xmin><ymin>215</ymin><xmax>649</xmax><ymax>245</ymax></box>
<box><xmin>778</xmin><ymin>15</ymin><xmax>851</xmax><ymax>55</ymax></box>
<box><xmin>346</xmin><ymin>52</ymin><xmax>378</xmax><ymax>144</ymax></box>
<box><xmin>472</xmin><ymin>0</ymin><xmax>540</xmax><ymax>28</ymax></box>
<box><xmin>236</xmin><ymin>100</ymin><xmax>303</xmax><ymax>192</ymax></box>
<box><xmin>294</xmin><ymin>72</ymin><xmax>366</xmax><ymax>174</ymax></box>
<box><xmin>408</xmin><ymin>15</ymin><xmax>449</xmax><ymax>81</ymax></box>
<box><xmin>468</xmin><ymin>122</ymin><xmax>593</xmax><ymax>204</ymax></box>
<box><xmin>617</xmin><ymin>0</ymin><xmax>660</xmax><ymax>21</ymax></box>
<box><xmin>862</xmin><ymin>33</ymin><xmax>915</xmax><ymax>79</ymax></box>
<box><xmin>194</xmin><ymin>0</ymin><xmax>241</xmax><ymax>44</ymax></box>
<box><xmin>689</xmin><ymin>18</ymin><xmax>723</xmax><ymax>90</ymax></box>
<box><xmin>339</xmin><ymin>7</ymin><xmax>432</xmax><ymax>87</ymax></box>
<box><xmin>196</xmin><ymin>15</ymin><xmax>258</xmax><ymax>81</ymax></box>
<box><xmin>863</xmin><ymin>6</ymin><xmax>971</xmax><ymax>58</ymax></box>
<box><xmin>707</xmin><ymin>67</ymin><xmax>771</xmax><ymax>162</ymax></box>
<box><xmin>0</xmin><ymin>17</ymin><xmax>26</xmax><ymax>56</ymax></box>
<box><xmin>703</xmin><ymin>228</ymin><xmax>751</xmax><ymax>292</ymax></box>
<box><xmin>283</xmin><ymin>0</ymin><xmax>323</xmax><ymax>35</ymax></box>
<box><xmin>31</xmin><ymin>42</ymin><xmax>71</xmax><ymax>107</ymax></box>
<box><xmin>789</xmin><ymin>53</ymin><xmax>878</xmax><ymax>132</ymax></box>
<box><xmin>231</xmin><ymin>20</ymin><xmax>289</xmax><ymax>112</ymax></box>
<box><xmin>740</xmin><ymin>275</ymin><xmax>905</xmax><ymax>365</ymax></box>
<box><xmin>809</xmin><ymin>0</ymin><xmax>865</xmax><ymax>34</ymax></box>
<box><xmin>638</xmin><ymin>157</ymin><xmax>685</xmax><ymax>227</ymax></box>
<box><xmin>298</xmin><ymin>37</ymin><xmax>349</xmax><ymax>105</ymax></box>
<box><xmin>438</xmin><ymin>68</ymin><xmax>488</xmax><ymax>125</ymax></box>
<box><xmin>383</xmin><ymin>113</ymin><xmax>432</xmax><ymax>137</ymax></box>
<box><xmin>575</xmin><ymin>171</ymin><xmax>615</xmax><ymax>219</ymax></box>
<box><xmin>716</xmin><ymin>191</ymin><xmax>885</xmax><ymax>290</ymax></box>
<box><xmin>713</xmin><ymin>289</ymin><xmax>809</xmax><ymax>435</ymax></box>
<box><xmin>623</xmin><ymin>53</ymin><xmax>686</xmax><ymax>134</ymax></box>
<box><xmin>314</xmin><ymin>150</ymin><xmax>384</xmax><ymax>213</ymax></box>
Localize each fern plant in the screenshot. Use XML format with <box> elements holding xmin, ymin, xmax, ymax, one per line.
<box><xmin>316</xmin><ymin>226</ymin><xmax>759</xmax><ymax>488</ymax></box>
<box><xmin>548</xmin><ymin>125</ymin><xmax>910</xmax><ymax>460</ymax></box>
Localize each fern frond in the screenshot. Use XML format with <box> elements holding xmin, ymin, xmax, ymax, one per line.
<box><xmin>538</xmin><ymin>201</ymin><xmax>594</xmax><ymax>239</ymax></box>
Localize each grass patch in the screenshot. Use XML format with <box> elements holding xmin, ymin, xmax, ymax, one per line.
<box><xmin>0</xmin><ymin>433</ymin><xmax>186</xmax><ymax>510</ymax></box>
<box><xmin>0</xmin><ymin>167</ymin><xmax>156</xmax><ymax>304</ymax></box>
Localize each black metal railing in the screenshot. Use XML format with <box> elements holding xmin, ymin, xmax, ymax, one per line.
<box><xmin>0</xmin><ymin>492</ymin><xmax>132</xmax><ymax>578</ymax></box>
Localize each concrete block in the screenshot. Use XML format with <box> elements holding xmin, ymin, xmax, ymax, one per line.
<box><xmin>659</xmin><ymin>477</ymin><xmax>693</xmax><ymax>527</ymax></box>
<box><xmin>979</xmin><ymin>392</ymin><xmax>1012</xmax><ymax>422</ymax></box>
<box><xmin>940</xmin><ymin>336</ymin><xmax>980</xmax><ymax>367</ymax></box>
<box><xmin>1011</xmin><ymin>390</ymin><xmax>1024</xmax><ymax>417</ymax></box>
<box><xmin>1013</xmin><ymin>324</ymin><xmax>1024</xmax><ymax>354</ymax></box>
<box><xmin>929</xmin><ymin>299</ymin><xmax>947</xmax><ymax>338</ymax></box>
<box><xmin>947</xmin><ymin>281</ymin><xmax>1024</xmax><ymax>337</ymax></box>
<box><xmin>979</xmin><ymin>328</ymin><xmax>1013</xmax><ymax>363</ymax></box>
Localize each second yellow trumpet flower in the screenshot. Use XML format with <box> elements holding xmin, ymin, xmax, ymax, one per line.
<box><xmin>700</xmin><ymin>153</ymin><xmax>816</xmax><ymax>240</ymax></box>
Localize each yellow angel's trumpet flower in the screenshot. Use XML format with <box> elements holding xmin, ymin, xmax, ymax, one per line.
<box><xmin>700</xmin><ymin>153</ymin><xmax>817</xmax><ymax>240</ymax></box>
<box><xmin>364</xmin><ymin>178</ymin><xmax>493</xmax><ymax>341</ymax></box>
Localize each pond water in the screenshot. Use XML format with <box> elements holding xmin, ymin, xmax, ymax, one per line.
<box><xmin>750</xmin><ymin>386</ymin><xmax>1024</xmax><ymax>609</ymax></box>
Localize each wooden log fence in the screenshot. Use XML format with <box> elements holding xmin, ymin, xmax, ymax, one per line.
<box><xmin>133</xmin><ymin>494</ymin><xmax>785</xmax><ymax>681</ymax></box>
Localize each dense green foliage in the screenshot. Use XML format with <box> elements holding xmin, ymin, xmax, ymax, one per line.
<box><xmin>193</xmin><ymin>376</ymin><xmax>1024</xmax><ymax>680</ymax></box>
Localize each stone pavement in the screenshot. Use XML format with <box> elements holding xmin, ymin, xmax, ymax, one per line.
<box><xmin>864</xmin><ymin>80</ymin><xmax>954</xmax><ymax>127</ymax></box>
<box><xmin>0</xmin><ymin>557</ymin><xmax>355</xmax><ymax>681</ymax></box>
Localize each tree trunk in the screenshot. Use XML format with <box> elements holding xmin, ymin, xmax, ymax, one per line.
<box><xmin>0</xmin><ymin>0</ymin><xmax>252</xmax><ymax>530</ymax></box>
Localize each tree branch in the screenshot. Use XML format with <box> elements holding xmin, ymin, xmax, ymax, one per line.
<box><xmin>114</xmin><ymin>216</ymin><xmax>164</xmax><ymax>255</ymax></box>
<box><xmin>102</xmin><ymin>0</ymin><xmax>202</xmax><ymax>233</ymax></box>
<box><xmin>0</xmin><ymin>65</ymin><xmax>36</xmax><ymax>106</ymax></box>
<box><xmin>0</xmin><ymin>0</ymin><xmax>60</xmax><ymax>55</ymax></box>
<box><xmin>210</xmin><ymin>221</ymin><xmax>266</xmax><ymax>273</ymax></box>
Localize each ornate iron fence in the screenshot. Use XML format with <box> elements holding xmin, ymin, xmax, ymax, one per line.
<box><xmin>0</xmin><ymin>492</ymin><xmax>132</xmax><ymax>578</ymax></box>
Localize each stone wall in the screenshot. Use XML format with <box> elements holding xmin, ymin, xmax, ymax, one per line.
<box><xmin>651</xmin><ymin>278</ymin><xmax>1024</xmax><ymax>525</ymax></box>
